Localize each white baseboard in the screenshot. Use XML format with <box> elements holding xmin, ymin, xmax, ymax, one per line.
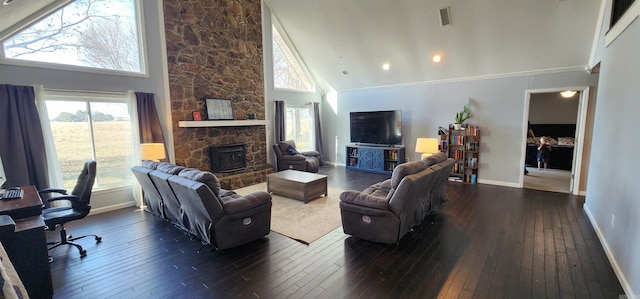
<box><xmin>477</xmin><ymin>179</ymin><xmax>520</xmax><ymax>188</ymax></box>
<box><xmin>583</xmin><ymin>205</ymin><xmax>635</xmax><ymax>299</ymax></box>
<box><xmin>89</xmin><ymin>201</ymin><xmax>137</xmax><ymax>216</ymax></box>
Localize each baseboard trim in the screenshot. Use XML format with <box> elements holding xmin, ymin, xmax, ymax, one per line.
<box><xmin>90</xmin><ymin>201</ymin><xmax>137</xmax><ymax>216</ymax></box>
<box><xmin>583</xmin><ymin>205</ymin><xmax>635</xmax><ymax>299</ymax></box>
<box><xmin>477</xmin><ymin>179</ymin><xmax>520</xmax><ymax>188</ymax></box>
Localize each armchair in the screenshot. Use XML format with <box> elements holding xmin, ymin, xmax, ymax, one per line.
<box><xmin>273</xmin><ymin>140</ymin><xmax>320</xmax><ymax>173</ymax></box>
<box><xmin>40</xmin><ymin>160</ymin><xmax>101</xmax><ymax>258</ymax></box>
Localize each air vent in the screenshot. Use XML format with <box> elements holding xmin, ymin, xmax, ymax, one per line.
<box><xmin>439</xmin><ymin>7</ymin><xmax>451</xmax><ymax>26</ymax></box>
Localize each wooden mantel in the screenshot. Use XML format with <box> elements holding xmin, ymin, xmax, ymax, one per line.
<box><xmin>178</xmin><ymin>120</ymin><xmax>269</xmax><ymax>128</ymax></box>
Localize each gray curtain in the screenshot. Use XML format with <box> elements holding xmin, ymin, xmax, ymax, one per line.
<box><xmin>313</xmin><ymin>102</ymin><xmax>325</xmax><ymax>165</ymax></box>
<box><xmin>136</xmin><ymin>92</ymin><xmax>167</xmax><ymax>161</ymax></box>
<box><xmin>0</xmin><ymin>84</ymin><xmax>50</xmax><ymax>189</ymax></box>
<box><xmin>274</xmin><ymin>100</ymin><xmax>285</xmax><ymax>143</ymax></box>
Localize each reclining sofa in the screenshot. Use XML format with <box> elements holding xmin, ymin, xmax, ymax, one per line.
<box><xmin>272</xmin><ymin>140</ymin><xmax>320</xmax><ymax>173</ymax></box>
<box><xmin>339</xmin><ymin>152</ymin><xmax>455</xmax><ymax>244</ymax></box>
<box><xmin>132</xmin><ymin>161</ymin><xmax>272</xmax><ymax>250</ymax></box>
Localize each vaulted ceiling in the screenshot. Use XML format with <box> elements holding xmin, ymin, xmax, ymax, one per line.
<box><xmin>266</xmin><ymin>0</ymin><xmax>603</xmax><ymax>91</ymax></box>
<box><xmin>1</xmin><ymin>0</ymin><xmax>603</xmax><ymax>92</ymax></box>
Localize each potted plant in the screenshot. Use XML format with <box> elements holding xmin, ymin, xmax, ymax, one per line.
<box><xmin>454</xmin><ymin>99</ymin><xmax>473</xmax><ymax>130</ymax></box>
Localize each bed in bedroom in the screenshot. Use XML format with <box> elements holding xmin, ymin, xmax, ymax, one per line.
<box><xmin>525</xmin><ymin>124</ymin><xmax>576</xmax><ymax>171</ymax></box>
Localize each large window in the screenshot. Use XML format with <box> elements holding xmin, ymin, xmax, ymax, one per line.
<box><xmin>2</xmin><ymin>0</ymin><xmax>144</xmax><ymax>74</ymax></box>
<box><xmin>45</xmin><ymin>92</ymin><xmax>133</xmax><ymax>190</ymax></box>
<box><xmin>272</xmin><ymin>24</ymin><xmax>315</xmax><ymax>92</ymax></box>
<box><xmin>611</xmin><ymin>0</ymin><xmax>636</xmax><ymax>26</ymax></box>
<box><xmin>285</xmin><ymin>104</ymin><xmax>313</xmax><ymax>151</ymax></box>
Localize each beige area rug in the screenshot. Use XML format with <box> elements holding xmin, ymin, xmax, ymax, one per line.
<box><xmin>234</xmin><ymin>182</ymin><xmax>344</xmax><ymax>244</ymax></box>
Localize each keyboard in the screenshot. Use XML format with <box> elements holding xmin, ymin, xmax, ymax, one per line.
<box><xmin>1</xmin><ymin>189</ymin><xmax>23</xmax><ymax>200</ymax></box>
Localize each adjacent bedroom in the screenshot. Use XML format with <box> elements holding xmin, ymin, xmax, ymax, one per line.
<box><xmin>524</xmin><ymin>91</ymin><xmax>580</xmax><ymax>193</ymax></box>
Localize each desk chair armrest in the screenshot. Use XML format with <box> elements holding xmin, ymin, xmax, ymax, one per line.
<box><xmin>47</xmin><ymin>194</ymin><xmax>79</xmax><ymax>204</ymax></box>
<box><xmin>38</xmin><ymin>188</ymin><xmax>68</xmax><ymax>196</ymax></box>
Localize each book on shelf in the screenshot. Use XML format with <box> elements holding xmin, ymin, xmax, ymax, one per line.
<box><xmin>439</xmin><ymin>140</ymin><xmax>449</xmax><ymax>151</ymax></box>
<box><xmin>349</xmin><ymin>158</ymin><xmax>357</xmax><ymax>166</ymax></box>
<box><xmin>467</xmin><ymin>126</ymin><xmax>480</xmax><ymax>136</ymax></box>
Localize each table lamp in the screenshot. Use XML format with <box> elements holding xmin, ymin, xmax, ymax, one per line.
<box><xmin>140</xmin><ymin>143</ymin><xmax>166</xmax><ymax>162</ymax></box>
<box><xmin>415</xmin><ymin>138</ymin><xmax>439</xmax><ymax>159</ymax></box>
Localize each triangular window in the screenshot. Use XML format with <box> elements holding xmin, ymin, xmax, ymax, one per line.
<box><xmin>1</xmin><ymin>0</ymin><xmax>144</xmax><ymax>74</ymax></box>
<box><xmin>272</xmin><ymin>24</ymin><xmax>315</xmax><ymax>92</ymax></box>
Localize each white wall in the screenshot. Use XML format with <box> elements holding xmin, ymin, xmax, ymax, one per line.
<box><xmin>262</xmin><ymin>2</ymin><xmax>324</xmax><ymax>167</ymax></box>
<box><xmin>584</xmin><ymin>1</ymin><xmax>640</xmax><ymax>296</ymax></box>
<box><xmin>529</xmin><ymin>93</ymin><xmax>580</xmax><ymax>124</ymax></box>
<box><xmin>322</xmin><ymin>70</ymin><xmax>596</xmax><ymax>188</ymax></box>
<box><xmin>0</xmin><ymin>0</ymin><xmax>170</xmax><ymax>210</ymax></box>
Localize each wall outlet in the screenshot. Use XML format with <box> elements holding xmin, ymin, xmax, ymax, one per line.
<box><xmin>611</xmin><ymin>214</ymin><xmax>615</xmax><ymax>228</ymax></box>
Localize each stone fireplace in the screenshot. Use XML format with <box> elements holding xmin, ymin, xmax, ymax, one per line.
<box><xmin>210</xmin><ymin>144</ymin><xmax>246</xmax><ymax>172</ymax></box>
<box><xmin>163</xmin><ymin>0</ymin><xmax>269</xmax><ymax>189</ymax></box>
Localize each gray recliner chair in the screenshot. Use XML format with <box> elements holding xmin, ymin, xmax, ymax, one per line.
<box><xmin>273</xmin><ymin>140</ymin><xmax>320</xmax><ymax>173</ymax></box>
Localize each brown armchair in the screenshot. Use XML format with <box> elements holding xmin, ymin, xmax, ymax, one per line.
<box><xmin>273</xmin><ymin>140</ymin><xmax>319</xmax><ymax>173</ymax></box>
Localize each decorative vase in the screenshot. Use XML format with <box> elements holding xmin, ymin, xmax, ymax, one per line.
<box><xmin>454</xmin><ymin>123</ymin><xmax>462</xmax><ymax>130</ymax></box>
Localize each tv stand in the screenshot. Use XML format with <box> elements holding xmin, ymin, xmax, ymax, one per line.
<box><xmin>346</xmin><ymin>144</ymin><xmax>405</xmax><ymax>175</ymax></box>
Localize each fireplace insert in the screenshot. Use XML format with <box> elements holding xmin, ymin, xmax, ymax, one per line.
<box><xmin>209</xmin><ymin>144</ymin><xmax>246</xmax><ymax>172</ymax></box>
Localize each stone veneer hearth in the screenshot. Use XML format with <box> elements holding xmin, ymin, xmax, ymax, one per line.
<box><xmin>163</xmin><ymin>0</ymin><xmax>267</xmax><ymax>188</ymax></box>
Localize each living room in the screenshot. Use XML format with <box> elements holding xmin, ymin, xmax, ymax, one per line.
<box><xmin>0</xmin><ymin>0</ymin><xmax>638</xmax><ymax>298</ymax></box>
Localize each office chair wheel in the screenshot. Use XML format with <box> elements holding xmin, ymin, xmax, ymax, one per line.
<box><xmin>95</xmin><ymin>236</ymin><xmax>102</xmax><ymax>243</ymax></box>
<box><xmin>80</xmin><ymin>249</ymin><xmax>87</xmax><ymax>257</ymax></box>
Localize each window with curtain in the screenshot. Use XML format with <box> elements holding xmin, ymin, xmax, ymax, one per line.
<box><xmin>285</xmin><ymin>104</ymin><xmax>314</xmax><ymax>151</ymax></box>
<box><xmin>1</xmin><ymin>0</ymin><xmax>145</xmax><ymax>75</ymax></box>
<box><xmin>43</xmin><ymin>91</ymin><xmax>133</xmax><ymax>190</ymax></box>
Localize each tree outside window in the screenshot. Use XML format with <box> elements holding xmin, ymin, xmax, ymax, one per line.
<box><xmin>2</xmin><ymin>0</ymin><xmax>143</xmax><ymax>73</ymax></box>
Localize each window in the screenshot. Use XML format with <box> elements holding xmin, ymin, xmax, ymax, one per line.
<box><xmin>285</xmin><ymin>104</ymin><xmax>313</xmax><ymax>151</ymax></box>
<box><xmin>611</xmin><ymin>0</ymin><xmax>636</xmax><ymax>26</ymax></box>
<box><xmin>272</xmin><ymin>24</ymin><xmax>315</xmax><ymax>92</ymax></box>
<box><xmin>2</xmin><ymin>0</ymin><xmax>144</xmax><ymax>74</ymax></box>
<box><xmin>44</xmin><ymin>92</ymin><xmax>133</xmax><ymax>190</ymax></box>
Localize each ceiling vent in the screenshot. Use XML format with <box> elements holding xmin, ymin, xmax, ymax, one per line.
<box><xmin>439</xmin><ymin>7</ymin><xmax>451</xmax><ymax>26</ymax></box>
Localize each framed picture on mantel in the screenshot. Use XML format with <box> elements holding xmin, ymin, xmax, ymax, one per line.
<box><xmin>205</xmin><ymin>98</ymin><xmax>234</xmax><ymax>120</ymax></box>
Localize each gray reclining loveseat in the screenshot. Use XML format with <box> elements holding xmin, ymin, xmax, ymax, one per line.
<box><xmin>132</xmin><ymin>161</ymin><xmax>272</xmax><ymax>250</ymax></box>
<box><xmin>339</xmin><ymin>153</ymin><xmax>454</xmax><ymax>244</ymax></box>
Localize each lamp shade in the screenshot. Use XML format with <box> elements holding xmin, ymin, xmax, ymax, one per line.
<box><xmin>140</xmin><ymin>143</ymin><xmax>166</xmax><ymax>161</ymax></box>
<box><xmin>415</xmin><ymin>138</ymin><xmax>439</xmax><ymax>159</ymax></box>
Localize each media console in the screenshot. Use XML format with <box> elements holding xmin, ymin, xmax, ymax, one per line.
<box><xmin>346</xmin><ymin>144</ymin><xmax>405</xmax><ymax>175</ymax></box>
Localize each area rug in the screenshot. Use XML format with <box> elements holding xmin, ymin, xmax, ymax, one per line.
<box><xmin>234</xmin><ymin>182</ymin><xmax>344</xmax><ymax>244</ymax></box>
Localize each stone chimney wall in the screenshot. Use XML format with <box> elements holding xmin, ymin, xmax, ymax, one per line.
<box><xmin>163</xmin><ymin>0</ymin><xmax>266</xmax><ymax>171</ymax></box>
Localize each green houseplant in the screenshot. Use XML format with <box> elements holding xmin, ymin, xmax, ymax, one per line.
<box><xmin>454</xmin><ymin>99</ymin><xmax>473</xmax><ymax>129</ymax></box>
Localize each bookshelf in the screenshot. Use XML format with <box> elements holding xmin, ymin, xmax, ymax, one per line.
<box><xmin>443</xmin><ymin>125</ymin><xmax>480</xmax><ymax>183</ymax></box>
<box><xmin>346</xmin><ymin>144</ymin><xmax>405</xmax><ymax>175</ymax></box>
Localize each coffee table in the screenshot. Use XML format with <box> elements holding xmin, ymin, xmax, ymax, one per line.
<box><xmin>267</xmin><ymin>170</ymin><xmax>328</xmax><ymax>203</ymax></box>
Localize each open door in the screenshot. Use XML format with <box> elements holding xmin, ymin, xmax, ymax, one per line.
<box><xmin>520</xmin><ymin>87</ymin><xmax>590</xmax><ymax>195</ymax></box>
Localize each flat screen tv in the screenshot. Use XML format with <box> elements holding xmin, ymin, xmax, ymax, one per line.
<box><xmin>350</xmin><ymin>110</ymin><xmax>402</xmax><ymax>145</ymax></box>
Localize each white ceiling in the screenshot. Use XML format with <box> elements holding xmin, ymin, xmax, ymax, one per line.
<box><xmin>266</xmin><ymin>0</ymin><xmax>602</xmax><ymax>91</ymax></box>
<box><xmin>1</xmin><ymin>0</ymin><xmax>602</xmax><ymax>92</ymax></box>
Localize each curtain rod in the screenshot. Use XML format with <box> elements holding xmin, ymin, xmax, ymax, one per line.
<box><xmin>42</xmin><ymin>87</ymin><xmax>131</xmax><ymax>96</ymax></box>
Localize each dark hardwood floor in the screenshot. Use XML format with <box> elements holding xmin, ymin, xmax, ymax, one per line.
<box><xmin>47</xmin><ymin>165</ymin><xmax>625</xmax><ymax>298</ymax></box>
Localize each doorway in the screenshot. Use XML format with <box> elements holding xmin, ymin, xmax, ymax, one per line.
<box><xmin>520</xmin><ymin>88</ymin><xmax>591</xmax><ymax>195</ymax></box>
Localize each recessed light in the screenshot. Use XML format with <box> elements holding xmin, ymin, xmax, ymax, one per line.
<box><xmin>433</xmin><ymin>55</ymin><xmax>441</xmax><ymax>63</ymax></box>
<box><xmin>382</xmin><ymin>63</ymin><xmax>390</xmax><ymax>71</ymax></box>
<box><xmin>560</xmin><ymin>91</ymin><xmax>577</xmax><ymax>98</ymax></box>
<box><xmin>3</xmin><ymin>0</ymin><xmax>16</xmax><ymax>5</ymax></box>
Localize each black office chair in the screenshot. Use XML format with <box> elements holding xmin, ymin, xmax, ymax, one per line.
<box><xmin>40</xmin><ymin>160</ymin><xmax>102</xmax><ymax>258</ymax></box>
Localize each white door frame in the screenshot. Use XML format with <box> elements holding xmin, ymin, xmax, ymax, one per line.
<box><xmin>519</xmin><ymin>86</ymin><xmax>590</xmax><ymax>195</ymax></box>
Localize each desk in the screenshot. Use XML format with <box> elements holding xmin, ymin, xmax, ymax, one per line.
<box><xmin>0</xmin><ymin>186</ymin><xmax>53</xmax><ymax>299</ymax></box>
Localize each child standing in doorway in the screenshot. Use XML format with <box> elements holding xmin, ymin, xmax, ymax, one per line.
<box><xmin>537</xmin><ymin>136</ymin><xmax>552</xmax><ymax>170</ymax></box>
